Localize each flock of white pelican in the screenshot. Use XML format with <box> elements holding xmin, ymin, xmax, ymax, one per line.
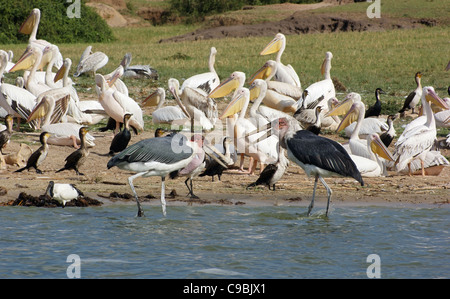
<box><xmin>1</xmin><ymin>8</ymin><xmax>449</xmax><ymax>216</ymax></box>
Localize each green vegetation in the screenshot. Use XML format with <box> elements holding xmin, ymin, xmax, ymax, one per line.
<box><xmin>0</xmin><ymin>0</ymin><xmax>114</xmax><ymax>44</ymax></box>
<box><xmin>2</xmin><ymin>0</ymin><xmax>449</xmax><ymax>120</ymax></box>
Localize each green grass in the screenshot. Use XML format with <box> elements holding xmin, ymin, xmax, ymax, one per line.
<box><xmin>2</xmin><ymin>0</ymin><xmax>449</xmax><ymax>118</ymax></box>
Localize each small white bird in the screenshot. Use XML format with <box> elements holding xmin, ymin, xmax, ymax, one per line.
<box><xmin>45</xmin><ymin>181</ymin><xmax>84</xmax><ymax>207</ymax></box>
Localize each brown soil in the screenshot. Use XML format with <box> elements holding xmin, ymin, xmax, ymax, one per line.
<box><xmin>1</xmin><ymin>102</ymin><xmax>449</xmax><ymax>211</ymax></box>
<box><xmin>159</xmin><ymin>11</ymin><xmax>438</xmax><ymax>43</ymax></box>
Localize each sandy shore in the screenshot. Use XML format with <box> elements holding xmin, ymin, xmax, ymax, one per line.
<box><xmin>1</xmin><ymin>122</ymin><xmax>449</xmax><ymax>211</ymax></box>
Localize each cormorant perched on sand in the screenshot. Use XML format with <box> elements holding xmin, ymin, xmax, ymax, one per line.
<box><xmin>108</xmin><ymin>113</ymin><xmax>132</xmax><ymax>156</ymax></box>
<box><xmin>0</xmin><ymin>115</ymin><xmax>13</xmax><ymax>154</ymax></box>
<box><xmin>199</xmin><ymin>137</ymin><xmax>231</xmax><ymax>182</ymax></box>
<box><xmin>399</xmin><ymin>72</ymin><xmax>422</xmax><ymax>116</ymax></box>
<box><xmin>15</xmin><ymin>131</ymin><xmax>50</xmax><ymax>174</ymax></box>
<box><xmin>246</xmin><ymin>147</ymin><xmax>288</xmax><ymax>191</ymax></box>
<box><xmin>56</xmin><ymin>127</ymin><xmax>90</xmax><ymax>175</ymax></box>
<box><xmin>365</xmin><ymin>88</ymin><xmax>385</xmax><ymax>118</ymax></box>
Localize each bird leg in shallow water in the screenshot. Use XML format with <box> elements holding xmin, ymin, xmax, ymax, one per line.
<box><xmin>128</xmin><ymin>172</ymin><xmax>146</xmax><ymax>217</ymax></box>
<box><xmin>161</xmin><ymin>177</ymin><xmax>167</xmax><ymax>217</ymax></box>
<box><xmin>308</xmin><ymin>175</ymin><xmax>333</xmax><ymax>217</ymax></box>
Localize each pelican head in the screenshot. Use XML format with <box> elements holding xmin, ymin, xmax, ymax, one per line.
<box><xmin>368</xmin><ymin>133</ymin><xmax>395</xmax><ymax>162</ymax></box>
<box><xmin>248</xmin><ymin>60</ymin><xmax>277</xmax><ymax>84</ymax></box>
<box><xmin>120</xmin><ymin>53</ymin><xmax>132</xmax><ymax>69</ymax></box>
<box><xmin>336</xmin><ymin>101</ymin><xmax>365</xmax><ymax>132</ymax></box>
<box><xmin>248</xmin><ymin>79</ymin><xmax>267</xmax><ymax>101</ymax></box>
<box><xmin>9</xmin><ymin>45</ymin><xmax>40</xmax><ymax>72</ymax></box>
<box><xmin>260</xmin><ymin>33</ymin><xmax>285</xmax><ymax>56</ymax></box>
<box><xmin>143</xmin><ymin>87</ymin><xmax>164</xmax><ymax>107</ymax></box>
<box><xmin>19</xmin><ymin>8</ymin><xmax>40</xmax><ymax>35</ymax></box>
<box><xmin>209</xmin><ymin>71</ymin><xmax>245</xmax><ymax>98</ymax></box>
<box><xmin>326</xmin><ymin>92</ymin><xmax>361</xmax><ymax>117</ymax></box>
<box><xmin>321</xmin><ymin>51</ymin><xmax>333</xmax><ymax>76</ymax></box>
<box><xmin>54</xmin><ymin>58</ymin><xmax>72</xmax><ymax>83</ymax></box>
<box><xmin>219</xmin><ymin>87</ymin><xmax>249</xmax><ymax>119</ymax></box>
<box><xmin>423</xmin><ymin>86</ymin><xmax>449</xmax><ymax>110</ymax></box>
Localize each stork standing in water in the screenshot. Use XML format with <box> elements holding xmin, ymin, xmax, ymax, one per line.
<box><xmin>251</xmin><ymin>117</ymin><xmax>364</xmax><ymax>216</ymax></box>
<box><xmin>107</xmin><ymin>132</ymin><xmax>203</xmax><ymax>217</ymax></box>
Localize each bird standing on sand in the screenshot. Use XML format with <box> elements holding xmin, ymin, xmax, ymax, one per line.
<box><xmin>250</xmin><ymin>117</ymin><xmax>364</xmax><ymax>216</ymax></box>
<box><xmin>56</xmin><ymin>127</ymin><xmax>90</xmax><ymax>175</ymax></box>
<box><xmin>15</xmin><ymin>131</ymin><xmax>50</xmax><ymax>174</ymax></box>
<box><xmin>0</xmin><ymin>115</ymin><xmax>13</xmax><ymax>154</ymax></box>
<box><xmin>108</xmin><ymin>113</ymin><xmax>132</xmax><ymax>156</ymax></box>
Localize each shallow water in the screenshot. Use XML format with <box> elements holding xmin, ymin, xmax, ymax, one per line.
<box><xmin>0</xmin><ymin>204</ymin><xmax>448</xmax><ymax>279</ymax></box>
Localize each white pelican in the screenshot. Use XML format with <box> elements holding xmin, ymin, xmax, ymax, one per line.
<box><xmin>18</xmin><ymin>8</ymin><xmax>63</xmax><ymax>68</ymax></box>
<box><xmin>365</xmin><ymin>88</ymin><xmax>385</xmax><ymax>118</ymax></box>
<box><xmin>120</xmin><ymin>52</ymin><xmax>158</xmax><ymax>79</ymax></box>
<box><xmin>393</xmin><ymin>86</ymin><xmax>449</xmax><ymax>175</ymax></box>
<box><xmin>399</xmin><ymin>72</ymin><xmax>422</xmax><ymax>116</ymax></box>
<box><xmin>143</xmin><ymin>87</ymin><xmax>187</xmax><ymax>125</ymax></box>
<box><xmin>74</xmin><ymin>46</ymin><xmax>108</xmax><ymax>77</ymax></box>
<box><xmin>249</xmin><ymin>60</ymin><xmax>300</xmax><ymax>113</ymax></box>
<box><xmin>297</xmin><ymin>51</ymin><xmax>335</xmax><ymax>111</ymax></box>
<box><xmin>42</xmin><ymin>45</ymin><xmax>65</xmax><ymax>89</ymax></box>
<box><xmin>328</xmin><ymin>92</ymin><xmax>388</xmax><ymax>138</ymax></box>
<box><xmin>27</xmin><ymin>91</ymin><xmax>95</xmax><ymax>148</ymax></box>
<box><xmin>260</xmin><ymin>33</ymin><xmax>301</xmax><ymax>88</ymax></box>
<box><xmin>0</xmin><ymin>50</ymin><xmax>38</xmax><ymax>129</ymax></box>
<box><xmin>220</xmin><ymin>87</ymin><xmax>278</xmax><ymax>174</ymax></box>
<box><xmin>168</xmin><ymin>78</ymin><xmax>217</xmax><ymax>131</ymax></box>
<box><xmin>107</xmin><ymin>132</ymin><xmax>203</xmax><ymax>217</ymax></box>
<box><xmin>9</xmin><ymin>45</ymin><xmax>52</xmax><ymax>96</ymax></box>
<box><xmin>396</xmin><ymin>150</ymin><xmax>449</xmax><ymax>175</ymax></box>
<box><xmin>337</xmin><ymin>101</ymin><xmax>391</xmax><ymax>160</ymax></box>
<box><xmin>95</xmin><ymin>74</ymin><xmax>144</xmax><ymax>134</ymax></box>
<box><xmin>104</xmin><ymin>64</ymin><xmax>128</xmax><ymax>97</ymax></box>
<box><xmin>5</xmin><ymin>50</ymin><xmax>15</xmax><ymax>73</ymax></box>
<box><xmin>251</xmin><ymin>117</ymin><xmax>364</xmax><ymax>216</ymax></box>
<box><xmin>180</xmin><ymin>47</ymin><xmax>220</xmax><ymax>94</ymax></box>
<box><xmin>350</xmin><ymin>133</ymin><xmax>394</xmax><ymax>177</ymax></box>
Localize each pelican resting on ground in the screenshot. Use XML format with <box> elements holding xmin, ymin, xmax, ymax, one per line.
<box><xmin>349</xmin><ymin>133</ymin><xmax>394</xmax><ymax>177</ymax></box>
<box><xmin>393</xmin><ymin>86</ymin><xmax>449</xmax><ymax>176</ymax></box>
<box><xmin>0</xmin><ymin>50</ymin><xmax>38</xmax><ymax>129</ymax></box>
<box><xmin>143</xmin><ymin>87</ymin><xmax>187</xmax><ymax>125</ymax></box>
<box><xmin>168</xmin><ymin>78</ymin><xmax>217</xmax><ymax>131</ymax></box>
<box><xmin>74</xmin><ymin>46</ymin><xmax>108</xmax><ymax>77</ymax></box>
<box><xmin>107</xmin><ymin>132</ymin><xmax>203</xmax><ymax>217</ymax></box>
<box><xmin>327</xmin><ymin>92</ymin><xmax>388</xmax><ymax>138</ymax></box>
<box><xmin>249</xmin><ymin>60</ymin><xmax>301</xmax><ymax>113</ymax></box>
<box><xmin>120</xmin><ymin>52</ymin><xmax>158</xmax><ymax>79</ymax></box>
<box><xmin>260</xmin><ymin>33</ymin><xmax>301</xmax><ymax>88</ymax></box>
<box><xmin>180</xmin><ymin>47</ymin><xmax>219</xmax><ymax>94</ymax></box>
<box><xmin>250</xmin><ymin>117</ymin><xmax>364</xmax><ymax>216</ymax></box>
<box><xmin>95</xmin><ymin>73</ymin><xmax>144</xmax><ymax>134</ymax></box>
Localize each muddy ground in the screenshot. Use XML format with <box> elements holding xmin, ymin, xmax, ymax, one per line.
<box><xmin>1</xmin><ymin>99</ymin><xmax>449</xmax><ymax>212</ymax></box>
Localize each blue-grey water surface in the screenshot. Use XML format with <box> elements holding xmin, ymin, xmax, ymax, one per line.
<box><xmin>0</xmin><ymin>204</ymin><xmax>448</xmax><ymax>279</ymax></box>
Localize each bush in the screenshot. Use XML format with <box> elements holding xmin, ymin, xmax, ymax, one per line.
<box><xmin>0</xmin><ymin>0</ymin><xmax>114</xmax><ymax>44</ymax></box>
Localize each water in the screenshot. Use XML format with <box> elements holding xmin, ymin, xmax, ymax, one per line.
<box><xmin>0</xmin><ymin>204</ymin><xmax>448</xmax><ymax>279</ymax></box>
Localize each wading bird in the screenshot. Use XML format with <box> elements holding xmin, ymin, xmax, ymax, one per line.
<box><xmin>250</xmin><ymin>117</ymin><xmax>364</xmax><ymax>216</ymax></box>
<box><xmin>107</xmin><ymin>132</ymin><xmax>203</xmax><ymax>217</ymax></box>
